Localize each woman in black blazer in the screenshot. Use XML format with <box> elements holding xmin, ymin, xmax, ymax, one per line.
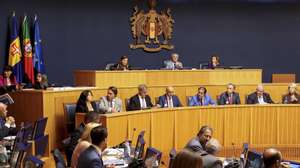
<box><xmin>75</xmin><ymin>90</ymin><xmax>97</xmax><ymax>113</ymax></box>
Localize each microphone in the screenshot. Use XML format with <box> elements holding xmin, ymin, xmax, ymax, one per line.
<box><xmin>129</xmin><ymin>128</ymin><xmax>137</xmax><ymax>143</ymax></box>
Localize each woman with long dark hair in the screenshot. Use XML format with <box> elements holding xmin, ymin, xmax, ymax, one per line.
<box><xmin>75</xmin><ymin>90</ymin><xmax>97</xmax><ymax>113</ymax></box>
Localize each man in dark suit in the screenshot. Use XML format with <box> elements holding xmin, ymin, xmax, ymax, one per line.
<box><xmin>218</xmin><ymin>83</ymin><xmax>241</xmax><ymax>105</ymax></box>
<box><xmin>77</xmin><ymin>126</ymin><xmax>108</xmax><ymax>168</ymax></box>
<box><xmin>0</xmin><ymin>102</ymin><xmax>17</xmax><ymax>140</ymax></box>
<box><xmin>185</xmin><ymin>125</ymin><xmax>213</xmax><ymax>153</ymax></box>
<box><xmin>263</xmin><ymin>148</ymin><xmax>282</xmax><ymax>168</ymax></box>
<box><xmin>128</xmin><ymin>84</ymin><xmax>154</xmax><ymax>111</ymax></box>
<box><xmin>247</xmin><ymin>84</ymin><xmax>274</xmax><ymax>104</ymax></box>
<box><xmin>201</xmin><ymin>138</ymin><xmax>223</xmax><ymax>168</ymax></box>
<box><xmin>158</xmin><ymin>86</ymin><xmax>182</xmax><ymax>108</ymax></box>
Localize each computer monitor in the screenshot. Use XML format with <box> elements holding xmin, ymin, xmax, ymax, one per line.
<box><xmin>144</xmin><ymin>147</ymin><xmax>162</xmax><ymax>167</ymax></box>
<box><xmin>31</xmin><ymin>117</ymin><xmax>48</xmax><ymax>140</ymax></box>
<box><xmin>34</xmin><ymin>135</ymin><xmax>49</xmax><ymax>157</ymax></box>
<box><xmin>245</xmin><ymin>150</ymin><xmax>263</xmax><ymax>168</ymax></box>
<box><xmin>134</xmin><ymin>136</ymin><xmax>145</xmax><ymax>159</ymax></box>
<box><xmin>23</xmin><ymin>155</ymin><xmax>44</xmax><ymax>168</ymax></box>
<box><xmin>10</xmin><ymin>143</ymin><xmax>32</xmax><ymax>168</ymax></box>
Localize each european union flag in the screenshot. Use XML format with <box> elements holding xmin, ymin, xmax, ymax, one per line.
<box><xmin>33</xmin><ymin>15</ymin><xmax>45</xmax><ymax>74</ymax></box>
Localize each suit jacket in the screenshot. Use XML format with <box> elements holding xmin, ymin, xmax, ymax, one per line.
<box><xmin>99</xmin><ymin>96</ymin><xmax>122</xmax><ymax>113</ymax></box>
<box><xmin>110</xmin><ymin>63</ymin><xmax>131</xmax><ymax>71</ymax></box>
<box><xmin>189</xmin><ymin>94</ymin><xmax>216</xmax><ymax>106</ymax></box>
<box><xmin>247</xmin><ymin>92</ymin><xmax>274</xmax><ymax>104</ymax></box>
<box><xmin>77</xmin><ymin>145</ymin><xmax>104</xmax><ymax>168</ymax></box>
<box><xmin>0</xmin><ymin>117</ymin><xmax>17</xmax><ymax>140</ymax></box>
<box><xmin>163</xmin><ymin>60</ymin><xmax>183</xmax><ymax>70</ymax></box>
<box><xmin>282</xmin><ymin>93</ymin><xmax>300</xmax><ymax>104</ymax></box>
<box><xmin>75</xmin><ymin>101</ymin><xmax>98</xmax><ymax>113</ymax></box>
<box><xmin>128</xmin><ymin>94</ymin><xmax>153</xmax><ymax>111</ymax></box>
<box><xmin>184</xmin><ymin>137</ymin><xmax>205</xmax><ymax>153</ymax></box>
<box><xmin>201</xmin><ymin>152</ymin><xmax>223</xmax><ymax>168</ymax></box>
<box><xmin>158</xmin><ymin>94</ymin><xmax>182</xmax><ymax>108</ymax></box>
<box><xmin>218</xmin><ymin>92</ymin><xmax>241</xmax><ymax>105</ymax></box>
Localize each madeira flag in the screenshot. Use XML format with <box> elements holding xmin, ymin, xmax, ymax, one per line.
<box><xmin>8</xmin><ymin>12</ymin><xmax>23</xmax><ymax>84</ymax></box>
<box><xmin>22</xmin><ymin>15</ymin><xmax>34</xmax><ymax>84</ymax></box>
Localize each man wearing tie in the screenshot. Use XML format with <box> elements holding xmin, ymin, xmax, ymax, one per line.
<box><xmin>163</xmin><ymin>53</ymin><xmax>183</xmax><ymax>70</ymax></box>
<box><xmin>158</xmin><ymin>86</ymin><xmax>182</xmax><ymax>108</ymax></box>
<box><xmin>128</xmin><ymin>84</ymin><xmax>153</xmax><ymax>111</ymax></box>
<box><xmin>189</xmin><ymin>86</ymin><xmax>216</xmax><ymax>106</ymax></box>
<box><xmin>218</xmin><ymin>83</ymin><xmax>241</xmax><ymax>105</ymax></box>
<box><xmin>247</xmin><ymin>84</ymin><xmax>274</xmax><ymax>104</ymax></box>
<box><xmin>99</xmin><ymin>86</ymin><xmax>122</xmax><ymax>113</ymax></box>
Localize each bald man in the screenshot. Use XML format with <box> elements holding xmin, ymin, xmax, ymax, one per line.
<box><xmin>263</xmin><ymin>148</ymin><xmax>282</xmax><ymax>168</ymax></box>
<box><xmin>201</xmin><ymin>138</ymin><xmax>223</xmax><ymax>168</ymax></box>
<box><xmin>247</xmin><ymin>84</ymin><xmax>274</xmax><ymax>104</ymax></box>
<box><xmin>0</xmin><ymin>102</ymin><xmax>17</xmax><ymax>140</ymax></box>
<box><xmin>158</xmin><ymin>86</ymin><xmax>182</xmax><ymax>108</ymax></box>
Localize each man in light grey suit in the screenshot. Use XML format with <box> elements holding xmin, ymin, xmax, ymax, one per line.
<box><xmin>163</xmin><ymin>53</ymin><xmax>183</xmax><ymax>70</ymax></box>
<box><xmin>201</xmin><ymin>138</ymin><xmax>223</xmax><ymax>168</ymax></box>
<box><xmin>185</xmin><ymin>125</ymin><xmax>213</xmax><ymax>153</ymax></box>
<box><xmin>99</xmin><ymin>86</ymin><xmax>122</xmax><ymax>113</ymax></box>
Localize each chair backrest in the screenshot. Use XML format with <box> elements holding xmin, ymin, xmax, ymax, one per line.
<box><xmin>93</xmin><ymin>100</ymin><xmax>100</xmax><ymax>112</ymax></box>
<box><xmin>63</xmin><ymin>103</ymin><xmax>76</xmax><ymax>134</ymax></box>
<box><xmin>52</xmin><ymin>149</ymin><xmax>67</xmax><ymax>168</ymax></box>
<box><xmin>125</xmin><ymin>98</ymin><xmax>130</xmax><ymax>111</ymax></box>
<box><xmin>169</xmin><ymin>148</ymin><xmax>177</xmax><ymax>168</ymax></box>
<box><xmin>245</xmin><ymin>94</ymin><xmax>249</xmax><ymax>104</ymax></box>
<box><xmin>216</xmin><ymin>95</ymin><xmax>221</xmax><ymax>105</ymax></box>
<box><xmin>186</xmin><ymin>96</ymin><xmax>192</xmax><ymax>106</ymax></box>
<box><xmin>155</xmin><ymin>97</ymin><xmax>159</xmax><ymax>105</ymax></box>
<box><xmin>105</xmin><ymin>63</ymin><xmax>115</xmax><ymax>70</ymax></box>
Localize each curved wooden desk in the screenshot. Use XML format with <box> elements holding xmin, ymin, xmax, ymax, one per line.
<box><xmin>76</xmin><ymin>105</ymin><xmax>300</xmax><ymax>160</ymax></box>
<box><xmin>74</xmin><ymin>69</ymin><xmax>262</xmax><ymax>88</ymax></box>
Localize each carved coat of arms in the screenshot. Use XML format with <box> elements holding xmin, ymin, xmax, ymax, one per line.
<box><xmin>130</xmin><ymin>0</ymin><xmax>175</xmax><ymax>52</ymax></box>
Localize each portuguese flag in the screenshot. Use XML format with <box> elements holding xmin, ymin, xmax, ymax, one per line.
<box><xmin>22</xmin><ymin>16</ymin><xmax>34</xmax><ymax>84</ymax></box>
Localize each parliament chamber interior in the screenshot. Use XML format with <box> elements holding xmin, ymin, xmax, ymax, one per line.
<box><xmin>0</xmin><ymin>0</ymin><xmax>300</xmax><ymax>168</ymax></box>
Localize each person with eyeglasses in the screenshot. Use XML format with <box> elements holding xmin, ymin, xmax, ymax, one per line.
<box><xmin>218</xmin><ymin>83</ymin><xmax>241</xmax><ymax>105</ymax></box>
<box><xmin>189</xmin><ymin>86</ymin><xmax>216</xmax><ymax>106</ymax></box>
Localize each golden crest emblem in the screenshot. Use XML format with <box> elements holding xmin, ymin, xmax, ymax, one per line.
<box><xmin>130</xmin><ymin>0</ymin><xmax>175</xmax><ymax>52</ymax></box>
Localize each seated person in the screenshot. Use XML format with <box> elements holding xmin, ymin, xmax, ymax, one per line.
<box><xmin>189</xmin><ymin>86</ymin><xmax>216</xmax><ymax>106</ymax></box>
<box><xmin>218</xmin><ymin>83</ymin><xmax>241</xmax><ymax>105</ymax></box>
<box><xmin>77</xmin><ymin>126</ymin><xmax>108</xmax><ymax>168</ymax></box>
<box><xmin>0</xmin><ymin>65</ymin><xmax>19</xmax><ymax>93</ymax></box>
<box><xmin>71</xmin><ymin>122</ymin><xmax>101</xmax><ymax>168</ymax></box>
<box><xmin>75</xmin><ymin>90</ymin><xmax>98</xmax><ymax>113</ymax></box>
<box><xmin>163</xmin><ymin>53</ymin><xmax>183</xmax><ymax>70</ymax></box>
<box><xmin>201</xmin><ymin>138</ymin><xmax>223</xmax><ymax>168</ymax></box>
<box><xmin>99</xmin><ymin>86</ymin><xmax>122</xmax><ymax>113</ymax></box>
<box><xmin>282</xmin><ymin>83</ymin><xmax>300</xmax><ymax>104</ymax></box>
<box><xmin>208</xmin><ymin>54</ymin><xmax>221</xmax><ymax>69</ymax></box>
<box><xmin>172</xmin><ymin>149</ymin><xmax>203</xmax><ymax>168</ymax></box>
<box><xmin>0</xmin><ymin>102</ymin><xmax>17</xmax><ymax>140</ymax></box>
<box><xmin>128</xmin><ymin>84</ymin><xmax>153</xmax><ymax>111</ymax></box>
<box><xmin>110</xmin><ymin>55</ymin><xmax>131</xmax><ymax>71</ymax></box>
<box><xmin>66</xmin><ymin>112</ymin><xmax>100</xmax><ymax>166</ymax></box>
<box><xmin>263</xmin><ymin>148</ymin><xmax>282</xmax><ymax>168</ymax></box>
<box><xmin>33</xmin><ymin>73</ymin><xmax>48</xmax><ymax>90</ymax></box>
<box><xmin>247</xmin><ymin>84</ymin><xmax>274</xmax><ymax>104</ymax></box>
<box><xmin>158</xmin><ymin>86</ymin><xmax>182</xmax><ymax>108</ymax></box>
<box><xmin>185</xmin><ymin>125</ymin><xmax>213</xmax><ymax>153</ymax></box>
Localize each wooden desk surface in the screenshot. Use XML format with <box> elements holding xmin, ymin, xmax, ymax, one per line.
<box><xmin>74</xmin><ymin>69</ymin><xmax>262</xmax><ymax>88</ymax></box>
